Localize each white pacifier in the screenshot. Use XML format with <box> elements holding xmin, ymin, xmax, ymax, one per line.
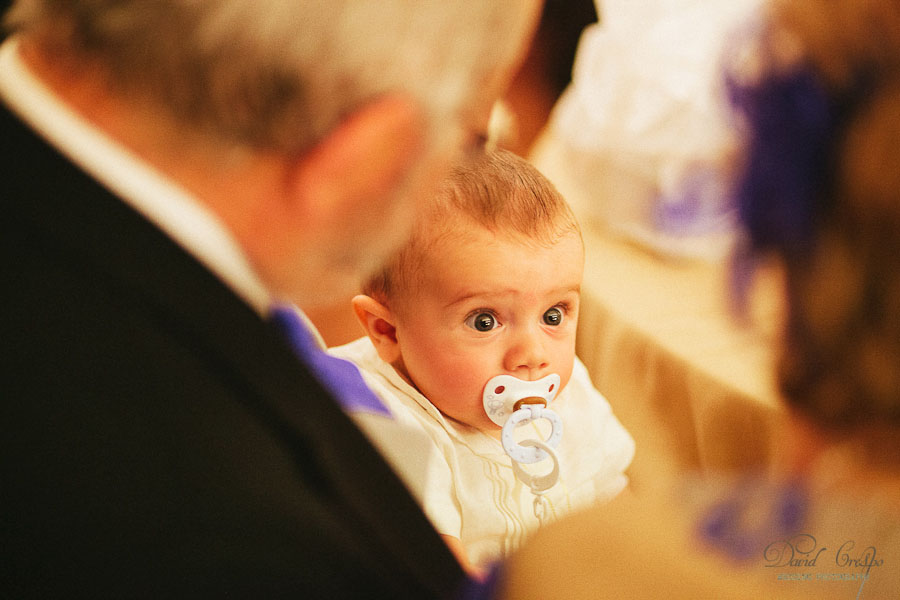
<box><xmin>482</xmin><ymin>373</ymin><xmax>563</xmax><ymax>522</ymax></box>
<box><xmin>483</xmin><ymin>373</ymin><xmax>560</xmax><ymax>427</ymax></box>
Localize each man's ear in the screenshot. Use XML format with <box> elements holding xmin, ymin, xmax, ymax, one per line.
<box><xmin>288</xmin><ymin>95</ymin><xmax>424</xmax><ymax>230</ymax></box>
<box><xmin>352</xmin><ymin>294</ymin><xmax>401</xmax><ymax>364</ymax></box>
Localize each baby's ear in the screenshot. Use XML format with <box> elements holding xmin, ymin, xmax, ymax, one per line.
<box><xmin>352</xmin><ymin>294</ymin><xmax>401</xmax><ymax>364</ymax></box>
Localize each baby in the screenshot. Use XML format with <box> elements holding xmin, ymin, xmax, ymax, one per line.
<box><xmin>331</xmin><ymin>148</ymin><xmax>634</xmax><ymax>573</ymax></box>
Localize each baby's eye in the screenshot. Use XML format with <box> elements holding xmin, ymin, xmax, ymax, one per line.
<box><xmin>465</xmin><ymin>311</ymin><xmax>498</xmax><ymax>332</ymax></box>
<box><xmin>543</xmin><ymin>307</ymin><xmax>564</xmax><ymax>326</ymax></box>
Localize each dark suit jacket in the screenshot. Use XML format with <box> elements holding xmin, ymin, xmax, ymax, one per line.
<box><xmin>1</xmin><ymin>100</ymin><xmax>464</xmax><ymax>597</ymax></box>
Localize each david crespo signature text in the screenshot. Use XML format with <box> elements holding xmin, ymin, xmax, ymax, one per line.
<box><xmin>762</xmin><ymin>533</ymin><xmax>883</xmax><ymax>576</ymax></box>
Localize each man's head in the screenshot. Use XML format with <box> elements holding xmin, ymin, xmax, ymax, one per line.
<box><xmin>4</xmin><ymin>0</ymin><xmax>542</xmax><ymax>306</ymax></box>
<box><xmin>355</xmin><ymin>149</ymin><xmax>584</xmax><ymax>433</ymax></box>
<box><xmin>4</xmin><ymin>1</ymin><xmax>536</xmax><ymax>154</ymax></box>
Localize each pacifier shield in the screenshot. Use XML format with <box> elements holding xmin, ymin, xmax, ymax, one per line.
<box><xmin>482</xmin><ymin>373</ymin><xmax>561</xmax><ymax>427</ymax></box>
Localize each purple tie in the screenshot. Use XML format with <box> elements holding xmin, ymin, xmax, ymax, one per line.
<box><xmin>269</xmin><ymin>304</ymin><xmax>391</xmax><ymax>417</ymax></box>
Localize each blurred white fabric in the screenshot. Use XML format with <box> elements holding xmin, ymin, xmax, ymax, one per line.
<box><xmin>532</xmin><ymin>0</ymin><xmax>763</xmax><ymax>261</ymax></box>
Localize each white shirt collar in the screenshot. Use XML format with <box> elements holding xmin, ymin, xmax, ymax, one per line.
<box><xmin>0</xmin><ymin>37</ymin><xmax>273</xmax><ymax>316</ymax></box>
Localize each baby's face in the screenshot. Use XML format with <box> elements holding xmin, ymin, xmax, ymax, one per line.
<box><xmin>391</xmin><ymin>226</ymin><xmax>583</xmax><ymax>434</ymax></box>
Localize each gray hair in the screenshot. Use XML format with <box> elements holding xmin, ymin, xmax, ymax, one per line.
<box><xmin>4</xmin><ymin>0</ymin><xmax>534</xmax><ymax>152</ymax></box>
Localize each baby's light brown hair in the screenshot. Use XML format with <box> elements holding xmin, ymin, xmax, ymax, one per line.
<box><xmin>364</xmin><ymin>148</ymin><xmax>580</xmax><ymax>306</ymax></box>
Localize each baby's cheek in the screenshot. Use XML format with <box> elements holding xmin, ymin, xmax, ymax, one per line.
<box><xmin>436</xmin><ymin>361</ymin><xmax>493</xmax><ymax>416</ymax></box>
<box><xmin>445</xmin><ymin>370</ymin><xmax>486</xmax><ymax>404</ymax></box>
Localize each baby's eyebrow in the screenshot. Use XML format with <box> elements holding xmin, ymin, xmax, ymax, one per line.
<box><xmin>543</xmin><ymin>284</ymin><xmax>582</xmax><ymax>299</ymax></box>
<box><xmin>443</xmin><ymin>289</ymin><xmax>515</xmax><ymax>310</ymax></box>
<box><xmin>444</xmin><ymin>285</ymin><xmax>581</xmax><ymax>310</ymax></box>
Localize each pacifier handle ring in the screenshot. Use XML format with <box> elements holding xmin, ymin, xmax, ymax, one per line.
<box><xmin>500</xmin><ymin>405</ymin><xmax>563</xmax><ymax>464</ymax></box>
<box><xmin>511</xmin><ymin>438</ymin><xmax>560</xmax><ymax>493</ymax></box>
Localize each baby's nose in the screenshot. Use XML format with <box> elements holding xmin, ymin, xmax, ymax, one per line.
<box><xmin>503</xmin><ymin>329</ymin><xmax>550</xmax><ymax>376</ymax></box>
